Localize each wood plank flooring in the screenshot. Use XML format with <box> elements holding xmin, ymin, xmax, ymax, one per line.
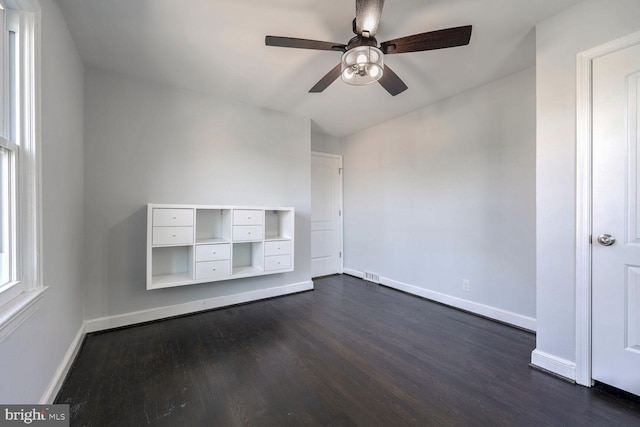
<box><xmin>56</xmin><ymin>274</ymin><xmax>640</xmax><ymax>426</ymax></box>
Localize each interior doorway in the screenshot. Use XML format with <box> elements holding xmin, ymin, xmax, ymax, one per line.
<box><xmin>311</xmin><ymin>152</ymin><xmax>343</xmax><ymax>278</ymax></box>
<box><xmin>576</xmin><ymin>30</ymin><xmax>640</xmax><ymax>395</ymax></box>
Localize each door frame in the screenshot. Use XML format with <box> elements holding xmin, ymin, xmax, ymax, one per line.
<box><xmin>311</xmin><ymin>151</ymin><xmax>344</xmax><ymax>276</ymax></box>
<box><xmin>576</xmin><ymin>29</ymin><xmax>640</xmax><ymax>387</ymax></box>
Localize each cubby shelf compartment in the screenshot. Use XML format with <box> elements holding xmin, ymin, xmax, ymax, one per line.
<box><xmin>147</xmin><ymin>204</ymin><xmax>294</xmax><ymax>290</ymax></box>
<box><xmin>232</xmin><ymin>242</ymin><xmax>264</xmax><ymax>277</ymax></box>
<box><xmin>150</xmin><ymin>245</ymin><xmax>194</xmax><ymax>289</ymax></box>
<box><xmin>265</xmin><ymin>209</ymin><xmax>294</xmax><ymax>240</ymax></box>
<box><xmin>196</xmin><ymin>209</ymin><xmax>231</xmax><ymax>244</ymax></box>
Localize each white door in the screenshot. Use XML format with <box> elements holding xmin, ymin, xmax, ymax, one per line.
<box><xmin>311</xmin><ymin>153</ymin><xmax>342</xmax><ymax>278</ymax></box>
<box><xmin>592</xmin><ymin>41</ymin><xmax>640</xmax><ymax>396</ymax></box>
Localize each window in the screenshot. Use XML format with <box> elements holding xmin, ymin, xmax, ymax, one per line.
<box><xmin>0</xmin><ymin>5</ymin><xmax>19</xmax><ymax>305</ymax></box>
<box><xmin>0</xmin><ymin>0</ymin><xmax>42</xmax><ymax>335</ymax></box>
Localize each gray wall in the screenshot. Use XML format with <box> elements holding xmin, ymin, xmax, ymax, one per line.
<box><xmin>0</xmin><ymin>0</ymin><xmax>85</xmax><ymax>403</ymax></box>
<box><xmin>534</xmin><ymin>0</ymin><xmax>640</xmax><ymax>371</ymax></box>
<box><xmin>341</xmin><ymin>67</ymin><xmax>536</xmax><ymax>326</ymax></box>
<box><xmin>83</xmin><ymin>68</ymin><xmax>312</xmax><ymax>321</ymax></box>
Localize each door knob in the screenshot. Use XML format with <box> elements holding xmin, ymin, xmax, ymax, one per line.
<box><xmin>597</xmin><ymin>234</ymin><xmax>616</xmax><ymax>246</ymax></box>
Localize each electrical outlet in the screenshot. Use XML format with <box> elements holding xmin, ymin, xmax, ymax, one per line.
<box><xmin>462</xmin><ymin>279</ymin><xmax>470</xmax><ymax>292</ymax></box>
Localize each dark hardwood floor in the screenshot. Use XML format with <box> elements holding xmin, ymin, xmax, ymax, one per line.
<box><xmin>56</xmin><ymin>274</ymin><xmax>640</xmax><ymax>426</ymax></box>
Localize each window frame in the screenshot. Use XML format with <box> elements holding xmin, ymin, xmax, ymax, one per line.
<box><xmin>0</xmin><ymin>0</ymin><xmax>44</xmax><ymax>341</ymax></box>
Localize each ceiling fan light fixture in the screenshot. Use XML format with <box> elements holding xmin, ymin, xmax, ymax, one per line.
<box><xmin>266</xmin><ymin>0</ymin><xmax>472</xmax><ymax>96</ymax></box>
<box><xmin>341</xmin><ymin>45</ymin><xmax>384</xmax><ymax>86</ymax></box>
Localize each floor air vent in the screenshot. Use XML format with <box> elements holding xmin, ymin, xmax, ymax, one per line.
<box><xmin>363</xmin><ymin>272</ymin><xmax>380</xmax><ymax>284</ymax></box>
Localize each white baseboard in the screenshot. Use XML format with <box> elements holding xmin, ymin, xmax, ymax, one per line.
<box><xmin>343</xmin><ymin>268</ymin><xmax>363</xmax><ymax>279</ymax></box>
<box><xmin>40</xmin><ymin>322</ymin><xmax>85</xmax><ymax>404</ymax></box>
<box><xmin>344</xmin><ymin>269</ymin><xmax>536</xmax><ymax>331</ymax></box>
<box><xmin>531</xmin><ymin>349</ymin><xmax>577</xmax><ymax>381</ymax></box>
<box><xmin>85</xmin><ymin>280</ymin><xmax>314</xmax><ymax>333</ymax></box>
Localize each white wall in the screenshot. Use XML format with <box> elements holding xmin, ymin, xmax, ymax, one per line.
<box><xmin>0</xmin><ymin>0</ymin><xmax>85</xmax><ymax>403</ymax></box>
<box><xmin>311</xmin><ymin>122</ymin><xmax>342</xmax><ymax>155</ymax></box>
<box><xmin>534</xmin><ymin>0</ymin><xmax>640</xmax><ymax>376</ymax></box>
<box><xmin>341</xmin><ymin>67</ymin><xmax>536</xmax><ymax>329</ymax></box>
<box><xmin>83</xmin><ymin>68</ymin><xmax>312</xmax><ymax>324</ymax></box>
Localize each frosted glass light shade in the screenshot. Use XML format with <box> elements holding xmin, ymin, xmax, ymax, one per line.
<box><xmin>340</xmin><ymin>46</ymin><xmax>384</xmax><ymax>86</ymax></box>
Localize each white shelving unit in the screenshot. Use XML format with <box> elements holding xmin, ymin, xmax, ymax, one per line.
<box><xmin>147</xmin><ymin>204</ymin><xmax>294</xmax><ymax>290</ymax></box>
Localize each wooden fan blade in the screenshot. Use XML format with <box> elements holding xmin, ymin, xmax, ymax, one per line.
<box><xmin>309</xmin><ymin>63</ymin><xmax>343</xmax><ymax>93</ymax></box>
<box><xmin>378</xmin><ymin>65</ymin><xmax>408</xmax><ymax>96</ymax></box>
<box><xmin>380</xmin><ymin>25</ymin><xmax>472</xmax><ymax>54</ymax></box>
<box><xmin>266</xmin><ymin>36</ymin><xmax>346</xmax><ymax>52</ymax></box>
<box><xmin>355</xmin><ymin>0</ymin><xmax>385</xmax><ymax>36</ymax></box>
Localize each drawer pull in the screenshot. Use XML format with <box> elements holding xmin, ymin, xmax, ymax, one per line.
<box><xmin>172</xmin><ymin>234</ymin><xmax>176</xmax><ymax>237</ymax></box>
<box><xmin>212</xmin><ymin>268</ymin><xmax>216</xmax><ymax>271</ymax></box>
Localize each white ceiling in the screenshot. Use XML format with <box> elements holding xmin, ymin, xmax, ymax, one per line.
<box><xmin>54</xmin><ymin>0</ymin><xmax>583</xmax><ymax>137</ymax></box>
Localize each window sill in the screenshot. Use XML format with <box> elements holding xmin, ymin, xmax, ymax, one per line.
<box><xmin>0</xmin><ymin>286</ymin><xmax>48</xmax><ymax>343</ymax></box>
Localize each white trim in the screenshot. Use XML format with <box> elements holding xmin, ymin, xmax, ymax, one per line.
<box><xmin>0</xmin><ymin>0</ymin><xmax>42</xmax><ymax>338</ymax></box>
<box><xmin>85</xmin><ymin>281</ymin><xmax>314</xmax><ymax>333</ymax></box>
<box><xmin>310</xmin><ymin>151</ymin><xmax>342</xmax><ymax>160</ymax></box>
<box><xmin>575</xmin><ymin>46</ymin><xmax>594</xmax><ymax>388</ymax></box>
<box><xmin>343</xmin><ymin>268</ymin><xmax>363</xmax><ymax>278</ymax></box>
<box><xmin>381</xmin><ymin>276</ymin><xmax>536</xmax><ymax>331</ymax></box>
<box><xmin>0</xmin><ymin>284</ymin><xmax>45</xmax><ymax>342</ymax></box>
<box><xmin>39</xmin><ymin>322</ymin><xmax>85</xmax><ymax>404</ymax></box>
<box><xmin>531</xmin><ymin>349</ymin><xmax>577</xmax><ymax>381</ymax></box>
<box><xmin>344</xmin><ymin>269</ymin><xmax>536</xmax><ymax>331</ymax></box>
<box><xmin>16</xmin><ymin>1</ymin><xmax>42</xmax><ymax>293</ymax></box>
<box><xmin>575</xmin><ymin>29</ymin><xmax>640</xmax><ymax>388</ymax></box>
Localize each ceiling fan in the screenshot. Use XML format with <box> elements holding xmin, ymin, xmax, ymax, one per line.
<box><xmin>265</xmin><ymin>0</ymin><xmax>472</xmax><ymax>96</ymax></box>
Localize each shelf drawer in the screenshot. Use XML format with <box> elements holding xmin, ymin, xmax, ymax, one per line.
<box><xmin>264</xmin><ymin>255</ymin><xmax>291</xmax><ymax>271</ymax></box>
<box><xmin>153</xmin><ymin>208</ymin><xmax>194</xmax><ymax>226</ymax></box>
<box><xmin>264</xmin><ymin>240</ymin><xmax>292</xmax><ymax>256</ymax></box>
<box><xmin>233</xmin><ymin>209</ymin><xmax>263</xmax><ymax>225</ymax></box>
<box><xmin>195</xmin><ymin>244</ymin><xmax>231</xmax><ymax>262</ymax></box>
<box><xmin>153</xmin><ymin>226</ymin><xmax>193</xmax><ymax>245</ymax></box>
<box><xmin>233</xmin><ymin>225</ymin><xmax>263</xmax><ymax>241</ymax></box>
<box><xmin>195</xmin><ymin>260</ymin><xmax>231</xmax><ymax>280</ymax></box>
